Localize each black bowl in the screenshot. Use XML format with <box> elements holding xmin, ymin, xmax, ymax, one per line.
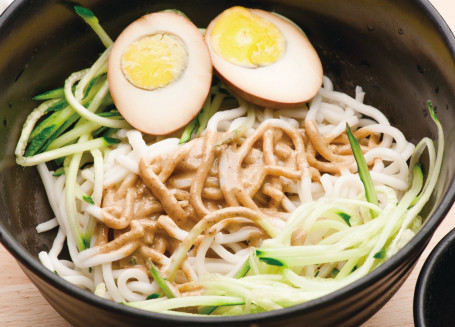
<box><xmin>1</xmin><ymin>0</ymin><xmax>455</xmax><ymax>326</ymax></box>
<box><xmin>414</xmin><ymin>228</ymin><xmax>455</xmax><ymax>327</ymax></box>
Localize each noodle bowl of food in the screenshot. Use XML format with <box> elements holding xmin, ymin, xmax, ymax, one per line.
<box><xmin>1</xmin><ymin>0</ymin><xmax>455</xmax><ymax>326</ymax></box>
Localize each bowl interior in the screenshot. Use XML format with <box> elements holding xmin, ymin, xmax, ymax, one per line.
<box><xmin>1</xmin><ymin>0</ymin><xmax>455</xmax><ymax>326</ymax></box>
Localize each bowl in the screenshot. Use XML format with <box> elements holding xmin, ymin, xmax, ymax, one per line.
<box><xmin>1</xmin><ymin>0</ymin><xmax>455</xmax><ymax>326</ymax></box>
<box><xmin>414</xmin><ymin>228</ymin><xmax>455</xmax><ymax>327</ymax></box>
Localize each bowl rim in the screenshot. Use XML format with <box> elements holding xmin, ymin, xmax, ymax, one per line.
<box><xmin>1</xmin><ymin>0</ymin><xmax>455</xmax><ymax>324</ymax></box>
<box><xmin>413</xmin><ymin>227</ymin><xmax>455</xmax><ymax>327</ymax></box>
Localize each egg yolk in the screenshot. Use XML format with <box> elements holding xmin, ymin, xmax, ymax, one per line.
<box><xmin>121</xmin><ymin>33</ymin><xmax>188</xmax><ymax>90</ymax></box>
<box><xmin>210</xmin><ymin>6</ymin><xmax>286</xmax><ymax>68</ymax></box>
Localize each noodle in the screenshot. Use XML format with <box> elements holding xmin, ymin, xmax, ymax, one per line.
<box><xmin>32</xmin><ymin>73</ymin><xmax>429</xmax><ymax>309</ymax></box>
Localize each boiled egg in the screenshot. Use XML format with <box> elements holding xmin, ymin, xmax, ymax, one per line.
<box><xmin>205</xmin><ymin>6</ymin><xmax>323</xmax><ymax>108</ymax></box>
<box><xmin>108</xmin><ymin>11</ymin><xmax>212</xmax><ymax>135</ymax></box>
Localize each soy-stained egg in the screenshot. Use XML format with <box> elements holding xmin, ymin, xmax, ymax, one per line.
<box><xmin>108</xmin><ymin>11</ymin><xmax>212</xmax><ymax>135</ymax></box>
<box><xmin>205</xmin><ymin>6</ymin><xmax>323</xmax><ymax>108</ymax></box>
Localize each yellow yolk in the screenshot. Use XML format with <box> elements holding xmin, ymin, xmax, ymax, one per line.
<box><xmin>210</xmin><ymin>6</ymin><xmax>286</xmax><ymax>68</ymax></box>
<box><xmin>121</xmin><ymin>33</ymin><xmax>188</xmax><ymax>90</ymax></box>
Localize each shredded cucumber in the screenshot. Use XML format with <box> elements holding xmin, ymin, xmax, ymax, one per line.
<box><xmin>179</xmin><ymin>82</ymin><xmax>229</xmax><ymax>143</ymax></box>
<box><xmin>74</xmin><ymin>6</ymin><xmax>113</xmax><ymax>48</ymax></box>
<box><xmin>124</xmin><ymin>296</ymin><xmax>245</xmax><ymax>312</ymax></box>
<box><xmin>33</xmin><ymin>87</ymin><xmax>65</xmax><ymax>101</ymax></box>
<box><xmin>140</xmin><ymin>102</ymin><xmax>443</xmax><ymax>316</ymax></box>
<box><xmin>346</xmin><ymin>123</ymin><xmax>379</xmax><ymax>215</ymax></box>
<box><xmin>147</xmin><ymin>261</ymin><xmax>176</xmax><ymax>299</ymax></box>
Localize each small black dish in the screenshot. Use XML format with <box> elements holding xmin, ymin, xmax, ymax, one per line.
<box><xmin>414</xmin><ymin>227</ymin><xmax>455</xmax><ymax>327</ymax></box>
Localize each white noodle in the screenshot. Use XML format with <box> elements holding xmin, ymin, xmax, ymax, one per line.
<box><xmin>34</xmin><ymin>75</ymin><xmax>419</xmax><ymax>311</ymax></box>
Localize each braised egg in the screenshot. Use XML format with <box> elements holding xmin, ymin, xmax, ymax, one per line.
<box><xmin>205</xmin><ymin>6</ymin><xmax>323</xmax><ymax>108</ymax></box>
<box><xmin>108</xmin><ymin>11</ymin><xmax>212</xmax><ymax>135</ymax></box>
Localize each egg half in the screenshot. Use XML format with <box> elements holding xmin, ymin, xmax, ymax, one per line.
<box><xmin>108</xmin><ymin>11</ymin><xmax>212</xmax><ymax>135</ymax></box>
<box><xmin>205</xmin><ymin>6</ymin><xmax>323</xmax><ymax>108</ymax></box>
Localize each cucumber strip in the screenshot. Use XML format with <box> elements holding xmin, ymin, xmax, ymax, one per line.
<box><xmin>28</xmin><ymin>71</ymin><xmax>110</xmax><ymax>155</ymax></box>
<box><xmin>199</xmin><ymin>258</ymin><xmax>251</xmax><ymax>315</ymax></box>
<box><xmin>84</xmin><ymin>74</ymin><xmax>104</xmax><ymax>98</ymax></box>
<box><xmin>389</xmin><ymin>100</ymin><xmax>444</xmax><ymax>250</ymax></box>
<box><xmin>92</xmin><ymin>126</ymin><xmax>115</xmax><ymax>138</ymax></box>
<box><xmin>54</xmin><ymin>156</ymin><xmax>65</xmax><ymax>167</ymax></box>
<box><xmin>124</xmin><ymin>296</ymin><xmax>245</xmax><ymax>312</ymax></box>
<box><xmin>29</xmin><ymin>105</ymin><xmax>72</xmax><ymax>141</ymax></box>
<box><xmin>90</xmin><ymin>148</ymin><xmax>104</xmax><ymax>206</ymax></box>
<box><xmin>146</xmin><ymin>293</ymin><xmax>161</xmax><ymax>300</ymax></box>
<box><xmin>97</xmin><ymin>110</ymin><xmax>121</xmax><ymax>117</ymax></box>
<box><xmin>45</xmin><ymin>99</ymin><xmax>68</xmax><ymax>113</ymax></box>
<box><xmin>75</xmin><ymin>50</ymin><xmax>110</xmax><ymax>101</ymax></box>
<box><xmin>214</xmin><ymin>104</ymin><xmax>256</xmax><ymax>146</ymax></box>
<box><xmin>52</xmin><ymin>167</ymin><xmax>65</xmax><ymax>177</ymax></box>
<box><xmin>27</xmin><ymin>112</ymin><xmax>80</xmax><ymax>156</ymax></box>
<box><xmin>234</xmin><ymin>258</ymin><xmax>251</xmax><ymax>278</ymax></box>
<box><xmin>16</xmin><ymin>137</ymin><xmax>110</xmax><ymax>166</ymax></box>
<box><xmin>256</xmin><ymin>242</ymin><xmax>371</xmax><ymax>267</ymax></box>
<box><xmin>65</xmin><ymin>73</ymin><xmax>130</xmax><ymax>128</ymax></box>
<box><xmin>28</xmin><ymin>108</ymin><xmax>69</xmax><ymax>143</ymax></box>
<box><xmin>28</xmin><ymin>73</ymin><xmax>103</xmax><ymax>147</ymax></box>
<box><xmin>147</xmin><ymin>261</ymin><xmax>176</xmax><ymax>299</ymax></box>
<box><xmin>47</xmin><ymin>120</ymin><xmax>99</xmax><ymax>150</ymax></box>
<box><xmin>74</xmin><ymin>6</ymin><xmax>113</xmax><ymax>48</ymax></box>
<box><xmin>15</xmin><ymin>99</ymin><xmax>61</xmax><ymax>164</ymax></box>
<box><xmin>196</xmin><ymin>92</ymin><xmax>225</xmax><ymax>136</ymax></box>
<box><xmin>65</xmin><ymin>135</ymin><xmax>89</xmax><ymax>252</ymax></box>
<box><xmin>165</xmin><ymin>207</ymin><xmax>278</xmax><ymax>282</ymax></box>
<box><xmin>25</xmin><ymin>125</ymin><xmax>56</xmax><ymax>157</ymax></box>
<box><xmin>179</xmin><ymin>85</ymin><xmax>228</xmax><ymax>143</ymax></box>
<box><xmin>39</xmin><ymin>113</ymin><xmax>80</xmax><ymax>152</ymax></box>
<box><xmin>179</xmin><ymin>117</ymin><xmax>198</xmax><ymax>144</ymax></box>
<box><xmin>346</xmin><ymin>123</ymin><xmax>379</xmax><ymax>213</ymax></box>
<box><xmin>195</xmin><ymin>96</ymin><xmax>212</xmax><ymax>136</ymax></box>
<box><xmin>33</xmin><ymin>87</ymin><xmax>65</xmax><ymax>100</ymax></box>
